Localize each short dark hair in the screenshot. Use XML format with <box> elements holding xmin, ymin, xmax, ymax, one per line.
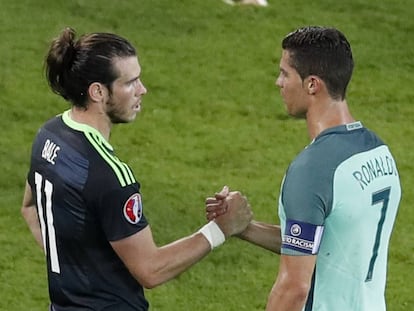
<box><xmin>282</xmin><ymin>26</ymin><xmax>354</xmax><ymax>100</ymax></box>
<box><xmin>45</xmin><ymin>27</ymin><xmax>137</xmax><ymax>107</ymax></box>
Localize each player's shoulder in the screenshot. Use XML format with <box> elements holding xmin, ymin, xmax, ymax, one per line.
<box><xmin>289</xmin><ymin>123</ymin><xmax>387</xmax><ymax>180</ymax></box>
<box><xmin>89</xmin><ymin>142</ymin><xmax>137</xmax><ymax>188</ymax></box>
<box><xmin>301</xmin><ymin>123</ymin><xmax>385</xmax><ymax>164</ymax></box>
<box><xmin>36</xmin><ymin>113</ymin><xmax>64</xmax><ymax>134</ymax></box>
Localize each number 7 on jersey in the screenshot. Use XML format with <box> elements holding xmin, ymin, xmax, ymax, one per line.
<box><xmin>365</xmin><ymin>187</ymin><xmax>391</xmax><ymax>282</ymax></box>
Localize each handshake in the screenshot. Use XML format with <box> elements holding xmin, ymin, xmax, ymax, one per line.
<box><xmin>201</xmin><ymin>186</ymin><xmax>253</xmax><ymax>247</ymax></box>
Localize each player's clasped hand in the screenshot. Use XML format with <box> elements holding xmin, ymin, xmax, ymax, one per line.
<box><xmin>205</xmin><ymin>185</ymin><xmax>231</xmax><ymax>221</ymax></box>
<box><xmin>205</xmin><ymin>186</ymin><xmax>253</xmax><ymax>237</ymax></box>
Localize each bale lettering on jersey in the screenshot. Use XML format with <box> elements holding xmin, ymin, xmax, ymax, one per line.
<box><xmin>123</xmin><ymin>193</ymin><xmax>143</xmax><ymax>224</ymax></box>
<box><xmin>41</xmin><ymin>139</ymin><xmax>61</xmax><ymax>165</ymax></box>
<box><xmin>282</xmin><ymin>219</ymin><xmax>324</xmax><ymax>254</ymax></box>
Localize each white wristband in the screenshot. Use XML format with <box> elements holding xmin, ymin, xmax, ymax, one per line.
<box><xmin>198</xmin><ymin>221</ymin><xmax>226</xmax><ymax>250</ymax></box>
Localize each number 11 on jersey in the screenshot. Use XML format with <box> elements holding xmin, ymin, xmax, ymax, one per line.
<box><xmin>34</xmin><ymin>172</ymin><xmax>61</xmax><ymax>274</ymax></box>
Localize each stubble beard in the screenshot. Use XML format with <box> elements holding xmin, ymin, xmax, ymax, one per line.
<box><xmin>106</xmin><ymin>97</ymin><xmax>133</xmax><ymax>124</ymax></box>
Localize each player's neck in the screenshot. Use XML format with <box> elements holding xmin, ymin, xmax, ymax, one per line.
<box><xmin>306</xmin><ymin>98</ymin><xmax>355</xmax><ymax>140</ymax></box>
<box><xmin>69</xmin><ymin>106</ymin><xmax>112</xmax><ymax>141</ymax></box>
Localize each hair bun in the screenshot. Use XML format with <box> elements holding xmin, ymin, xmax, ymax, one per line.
<box><xmin>59</xmin><ymin>27</ymin><xmax>77</xmax><ymax>68</ymax></box>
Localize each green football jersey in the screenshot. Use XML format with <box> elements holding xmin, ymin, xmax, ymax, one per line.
<box><xmin>279</xmin><ymin>122</ymin><xmax>401</xmax><ymax>311</ymax></box>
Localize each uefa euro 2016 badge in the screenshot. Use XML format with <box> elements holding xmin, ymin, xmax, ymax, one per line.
<box><xmin>123</xmin><ymin>193</ymin><xmax>143</xmax><ymax>224</ymax></box>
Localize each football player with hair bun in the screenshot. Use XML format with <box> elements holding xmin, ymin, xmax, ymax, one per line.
<box><xmin>21</xmin><ymin>27</ymin><xmax>253</xmax><ymax>311</ymax></box>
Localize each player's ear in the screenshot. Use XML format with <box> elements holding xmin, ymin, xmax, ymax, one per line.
<box><xmin>88</xmin><ymin>82</ymin><xmax>107</xmax><ymax>102</ymax></box>
<box><xmin>306</xmin><ymin>76</ymin><xmax>321</xmax><ymax>95</ymax></box>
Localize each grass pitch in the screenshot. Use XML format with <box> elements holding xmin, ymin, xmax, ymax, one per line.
<box><xmin>1</xmin><ymin>0</ymin><xmax>413</xmax><ymax>310</ymax></box>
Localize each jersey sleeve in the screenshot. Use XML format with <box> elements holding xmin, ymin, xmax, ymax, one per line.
<box><xmin>97</xmin><ymin>184</ymin><xmax>148</xmax><ymax>241</ymax></box>
<box><xmin>280</xmin><ymin>147</ymin><xmax>333</xmax><ymax>255</ymax></box>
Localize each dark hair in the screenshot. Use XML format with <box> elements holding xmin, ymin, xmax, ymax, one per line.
<box><xmin>282</xmin><ymin>26</ymin><xmax>354</xmax><ymax>100</ymax></box>
<box><xmin>45</xmin><ymin>27</ymin><xmax>137</xmax><ymax>107</ymax></box>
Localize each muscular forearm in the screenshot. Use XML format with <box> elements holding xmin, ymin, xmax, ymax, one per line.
<box><xmin>114</xmin><ymin>190</ymin><xmax>252</xmax><ymax>289</ymax></box>
<box><xmin>111</xmin><ymin>226</ymin><xmax>212</xmax><ymax>289</ymax></box>
<box><xmin>21</xmin><ymin>205</ymin><xmax>44</xmax><ymax>250</ymax></box>
<box><xmin>145</xmin><ymin>233</ymin><xmax>211</xmax><ymax>288</ymax></box>
<box><xmin>21</xmin><ymin>181</ymin><xmax>44</xmax><ymax>251</ymax></box>
<box><xmin>237</xmin><ymin>220</ymin><xmax>281</xmax><ymax>254</ymax></box>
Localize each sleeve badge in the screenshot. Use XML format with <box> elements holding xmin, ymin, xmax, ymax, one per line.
<box><xmin>123</xmin><ymin>193</ymin><xmax>143</xmax><ymax>224</ymax></box>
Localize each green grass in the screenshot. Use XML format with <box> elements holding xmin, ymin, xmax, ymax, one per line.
<box><xmin>1</xmin><ymin>0</ymin><xmax>413</xmax><ymax>310</ymax></box>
